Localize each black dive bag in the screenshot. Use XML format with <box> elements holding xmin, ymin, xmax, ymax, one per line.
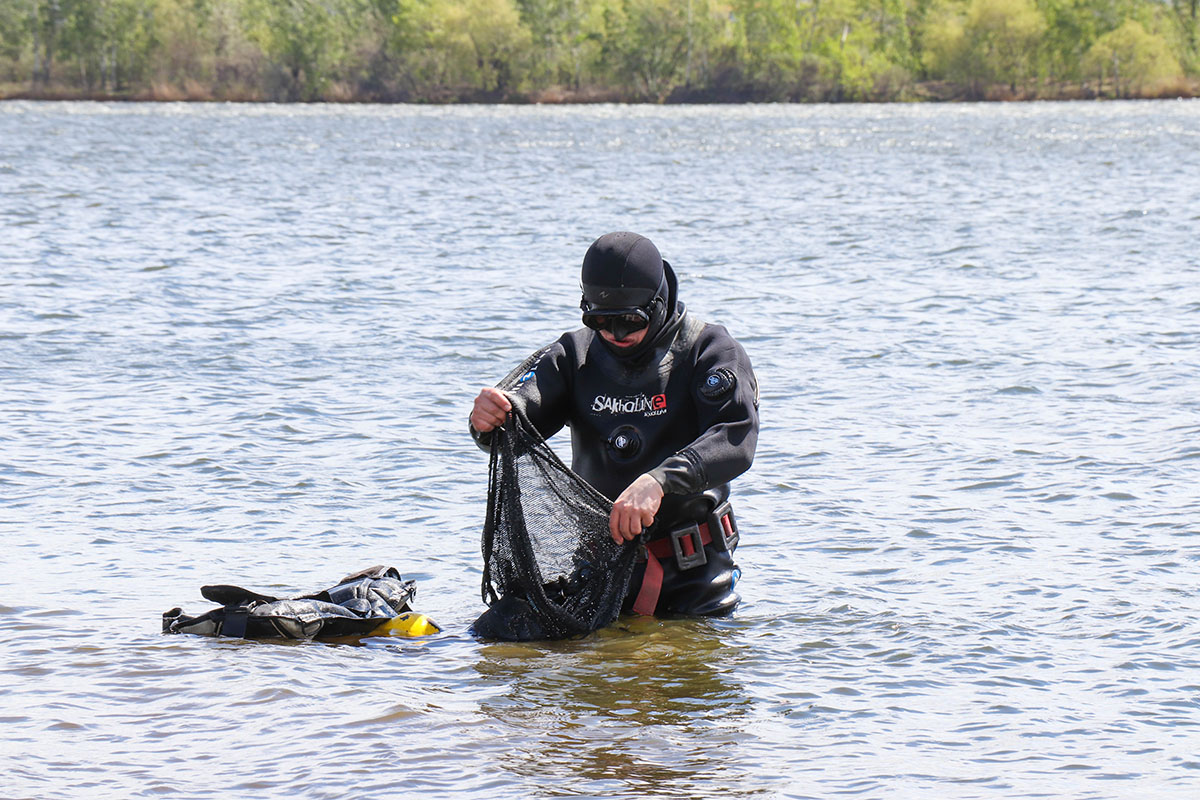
<box><xmin>472</xmin><ymin>405</ymin><xmax>639</xmax><ymax>641</ymax></box>
<box><xmin>163</xmin><ymin>565</ymin><xmax>416</xmax><ymax>639</ymax></box>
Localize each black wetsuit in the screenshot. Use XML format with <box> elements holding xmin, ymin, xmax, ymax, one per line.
<box><xmin>473</xmin><ymin>303</ymin><xmax>759</xmax><ymax>616</ymax></box>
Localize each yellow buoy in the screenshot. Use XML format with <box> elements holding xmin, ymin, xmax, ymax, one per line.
<box><xmin>372</xmin><ymin>612</ymin><xmax>442</xmax><ymax>637</ymax></box>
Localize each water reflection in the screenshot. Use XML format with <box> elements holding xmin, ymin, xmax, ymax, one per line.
<box><xmin>474</xmin><ymin>616</ymin><xmax>764</xmax><ymax>797</ymax></box>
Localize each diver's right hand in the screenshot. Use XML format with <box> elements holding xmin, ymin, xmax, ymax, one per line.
<box><xmin>470</xmin><ymin>387</ymin><xmax>512</xmax><ymax>433</ymax></box>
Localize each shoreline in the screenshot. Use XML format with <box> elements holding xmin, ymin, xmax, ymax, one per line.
<box><xmin>3</xmin><ymin>80</ymin><xmax>1197</xmax><ymax>105</ymax></box>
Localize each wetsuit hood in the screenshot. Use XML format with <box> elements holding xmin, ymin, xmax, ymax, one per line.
<box><xmin>580</xmin><ymin>232</ymin><xmax>679</xmax><ymax>360</ymax></box>
<box><xmin>592</xmin><ymin>265</ymin><xmax>679</xmax><ymax>361</ymax></box>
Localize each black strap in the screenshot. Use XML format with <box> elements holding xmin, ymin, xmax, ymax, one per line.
<box><xmin>221</xmin><ymin>607</ymin><xmax>250</xmax><ymax>637</ymax></box>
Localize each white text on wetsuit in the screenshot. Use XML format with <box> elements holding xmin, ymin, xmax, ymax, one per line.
<box><xmin>590</xmin><ymin>393</ymin><xmax>668</xmax><ymax>416</ymax></box>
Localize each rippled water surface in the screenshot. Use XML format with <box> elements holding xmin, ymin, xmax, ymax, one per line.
<box><xmin>2</xmin><ymin>100</ymin><xmax>1199</xmax><ymax>799</ymax></box>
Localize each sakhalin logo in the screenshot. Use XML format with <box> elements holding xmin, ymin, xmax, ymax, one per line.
<box><xmin>591</xmin><ymin>393</ymin><xmax>668</xmax><ymax>416</ymax></box>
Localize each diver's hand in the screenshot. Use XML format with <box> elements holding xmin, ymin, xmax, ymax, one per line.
<box><xmin>470</xmin><ymin>387</ymin><xmax>512</xmax><ymax>433</ymax></box>
<box><xmin>610</xmin><ymin>473</ymin><xmax>664</xmax><ymax>544</ymax></box>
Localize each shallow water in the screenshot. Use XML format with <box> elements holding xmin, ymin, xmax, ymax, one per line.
<box><xmin>1</xmin><ymin>99</ymin><xmax>1198</xmax><ymax>799</ymax></box>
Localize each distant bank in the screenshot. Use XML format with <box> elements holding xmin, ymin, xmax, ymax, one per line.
<box><xmin>2</xmin><ymin>81</ymin><xmax>1197</xmax><ymax>104</ymax></box>
<box><xmin>2</xmin><ymin>0</ymin><xmax>1197</xmax><ymax>105</ymax></box>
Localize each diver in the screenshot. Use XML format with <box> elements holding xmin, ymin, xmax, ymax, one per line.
<box><xmin>469</xmin><ymin>232</ymin><xmax>759</xmax><ymax>617</ymax></box>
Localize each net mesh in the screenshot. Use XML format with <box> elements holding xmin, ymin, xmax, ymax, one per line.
<box><xmin>473</xmin><ymin>404</ymin><xmax>638</xmax><ymax>641</ymax></box>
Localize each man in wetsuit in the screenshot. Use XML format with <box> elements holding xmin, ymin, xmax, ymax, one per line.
<box><xmin>469</xmin><ymin>232</ymin><xmax>759</xmax><ymax>616</ymax></box>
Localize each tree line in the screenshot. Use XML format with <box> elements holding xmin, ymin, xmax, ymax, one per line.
<box><xmin>0</xmin><ymin>0</ymin><xmax>1196</xmax><ymax>102</ymax></box>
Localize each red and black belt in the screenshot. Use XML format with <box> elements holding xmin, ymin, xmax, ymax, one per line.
<box><xmin>632</xmin><ymin>502</ymin><xmax>738</xmax><ymax>616</ymax></box>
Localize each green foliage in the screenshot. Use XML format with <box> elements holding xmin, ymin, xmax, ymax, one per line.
<box><xmin>516</xmin><ymin>0</ymin><xmax>606</xmax><ymax>88</ymax></box>
<box><xmin>0</xmin><ymin>0</ymin><xmax>1193</xmax><ymax>100</ymax></box>
<box><xmin>0</xmin><ymin>1</ymin><xmax>32</xmax><ymax>81</ymax></box>
<box><xmin>1171</xmin><ymin>0</ymin><xmax>1199</xmax><ymax>69</ymax></box>
<box><xmin>813</xmin><ymin>0</ymin><xmax>917</xmax><ymax>99</ymax></box>
<box><xmin>459</xmin><ymin>0</ymin><xmax>533</xmax><ymax>91</ymax></box>
<box><xmin>1038</xmin><ymin>0</ymin><xmax>1099</xmax><ymax>81</ymax></box>
<box><xmin>1085</xmin><ymin>17</ymin><xmax>1182</xmax><ymax>94</ymax></box>
<box><xmin>921</xmin><ymin>1</ymin><xmax>967</xmax><ymax>77</ymax></box>
<box><xmin>240</xmin><ymin>0</ymin><xmax>353</xmax><ymax>99</ymax></box>
<box><xmin>730</xmin><ymin>0</ymin><xmax>919</xmax><ymax>100</ymax></box>
<box><xmin>384</xmin><ymin>0</ymin><xmax>530</xmax><ymax>95</ymax></box>
<box><xmin>599</xmin><ymin>0</ymin><xmax>685</xmax><ymax>99</ymax></box>
<box><xmin>731</xmin><ymin>0</ymin><xmax>805</xmax><ymax>95</ymax></box>
<box><xmin>921</xmin><ymin>0</ymin><xmax>1045</xmax><ymax>93</ymax></box>
<box><xmin>965</xmin><ymin>0</ymin><xmax>1045</xmax><ymax>89</ymax></box>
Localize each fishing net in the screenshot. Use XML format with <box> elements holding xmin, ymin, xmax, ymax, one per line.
<box><xmin>472</xmin><ymin>405</ymin><xmax>639</xmax><ymax>641</ymax></box>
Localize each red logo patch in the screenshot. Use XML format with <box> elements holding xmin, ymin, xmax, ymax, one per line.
<box><xmin>652</xmin><ymin>394</ymin><xmax>667</xmax><ymax>410</ymax></box>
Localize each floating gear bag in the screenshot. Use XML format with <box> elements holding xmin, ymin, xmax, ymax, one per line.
<box><xmin>472</xmin><ymin>405</ymin><xmax>639</xmax><ymax>641</ymax></box>
<box><xmin>162</xmin><ymin>565</ymin><xmax>439</xmax><ymax>639</ymax></box>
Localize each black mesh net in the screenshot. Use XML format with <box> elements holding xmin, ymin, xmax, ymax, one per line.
<box><xmin>472</xmin><ymin>405</ymin><xmax>639</xmax><ymax>641</ymax></box>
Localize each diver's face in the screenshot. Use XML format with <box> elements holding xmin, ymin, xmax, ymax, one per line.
<box><xmin>599</xmin><ymin>327</ymin><xmax>648</xmax><ymax>348</ymax></box>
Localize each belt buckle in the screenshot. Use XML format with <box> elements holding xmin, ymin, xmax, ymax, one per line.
<box><xmin>710</xmin><ymin>500</ymin><xmax>739</xmax><ymax>552</ymax></box>
<box><xmin>670</xmin><ymin>523</ymin><xmax>708</xmax><ymax>570</ymax></box>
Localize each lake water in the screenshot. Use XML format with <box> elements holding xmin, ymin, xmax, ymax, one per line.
<box><xmin>1</xmin><ymin>99</ymin><xmax>1198</xmax><ymax>799</ymax></box>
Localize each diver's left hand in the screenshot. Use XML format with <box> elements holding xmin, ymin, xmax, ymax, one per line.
<box><xmin>610</xmin><ymin>473</ymin><xmax>664</xmax><ymax>544</ymax></box>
